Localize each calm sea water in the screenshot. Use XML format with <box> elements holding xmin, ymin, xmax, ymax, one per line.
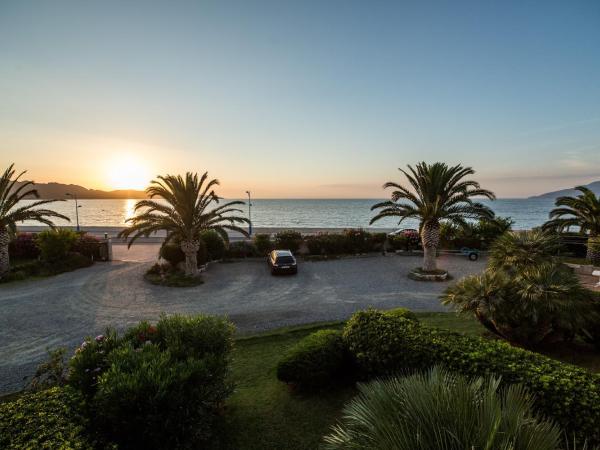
<box><xmin>16</xmin><ymin>198</ymin><xmax>556</xmax><ymax>230</ymax></box>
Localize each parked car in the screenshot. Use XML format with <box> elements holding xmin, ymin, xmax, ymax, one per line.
<box><xmin>268</xmin><ymin>250</ymin><xmax>298</xmax><ymax>275</ymax></box>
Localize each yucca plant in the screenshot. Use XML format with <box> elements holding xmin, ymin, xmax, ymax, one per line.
<box><xmin>0</xmin><ymin>164</ymin><xmax>68</xmax><ymax>277</ymax></box>
<box><xmin>118</xmin><ymin>172</ymin><xmax>249</xmax><ymax>277</ymax></box>
<box><xmin>371</xmin><ymin>162</ymin><xmax>494</xmax><ymax>272</ymax></box>
<box><xmin>543</xmin><ymin>186</ymin><xmax>600</xmax><ymax>262</ymax></box>
<box><xmin>488</xmin><ymin>229</ymin><xmax>561</xmax><ymax>273</ymax></box>
<box><xmin>442</xmin><ymin>262</ymin><xmax>594</xmax><ymax>346</ymax></box>
<box><xmin>323</xmin><ymin>366</ymin><xmax>562</xmax><ymax>450</ymax></box>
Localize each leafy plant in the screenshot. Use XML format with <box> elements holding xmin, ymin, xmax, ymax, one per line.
<box><xmin>72</xmin><ymin>233</ymin><xmax>103</xmax><ymax>260</ymax></box>
<box><xmin>371</xmin><ymin>162</ymin><xmax>495</xmax><ymax>272</ymax></box>
<box><xmin>277</xmin><ymin>329</ymin><xmax>350</xmax><ymax>389</ymax></box>
<box><xmin>0</xmin><ymin>387</ymin><xmax>92</xmax><ymax>450</ymax></box>
<box><xmin>160</xmin><ymin>239</ymin><xmax>208</xmax><ymax>268</ymax></box>
<box><xmin>274</xmin><ymin>230</ymin><xmax>303</xmax><ymax>253</ymax></box>
<box><xmin>28</xmin><ymin>347</ymin><xmax>69</xmax><ymax>391</ymax></box>
<box><xmin>323</xmin><ymin>366</ymin><xmax>562</xmax><ymax>450</ymax></box>
<box><xmin>200</xmin><ymin>229</ymin><xmax>227</xmax><ymax>261</ymax></box>
<box><xmin>35</xmin><ymin>228</ymin><xmax>79</xmax><ymax>262</ymax></box>
<box><xmin>8</xmin><ymin>232</ymin><xmax>40</xmax><ymax>259</ymax></box>
<box><xmin>0</xmin><ymin>163</ymin><xmax>69</xmax><ymax>278</ymax></box>
<box><xmin>118</xmin><ymin>172</ymin><xmax>248</xmax><ymax>276</ymax></box>
<box><xmin>253</xmin><ymin>233</ymin><xmax>274</xmax><ymax>256</ymax></box>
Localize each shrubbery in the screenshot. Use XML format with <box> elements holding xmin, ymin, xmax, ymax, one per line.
<box><xmin>72</xmin><ymin>233</ymin><xmax>104</xmax><ymax>260</ymax></box>
<box><xmin>200</xmin><ymin>230</ymin><xmax>227</xmax><ymax>260</ymax></box>
<box><xmin>277</xmin><ymin>329</ymin><xmax>350</xmax><ymax>389</ymax></box>
<box><xmin>226</xmin><ymin>240</ymin><xmax>257</xmax><ymax>258</ymax></box>
<box><xmin>274</xmin><ymin>230</ymin><xmax>303</xmax><ymax>253</ymax></box>
<box><xmin>8</xmin><ymin>233</ymin><xmax>39</xmax><ymax>259</ymax></box>
<box><xmin>35</xmin><ymin>228</ymin><xmax>79</xmax><ymax>261</ymax></box>
<box><xmin>0</xmin><ymin>387</ymin><xmax>92</xmax><ymax>449</ymax></box>
<box><xmin>253</xmin><ymin>233</ymin><xmax>273</xmax><ymax>255</ymax></box>
<box><xmin>68</xmin><ymin>314</ymin><xmax>235</xmax><ymax>448</ymax></box>
<box><xmin>159</xmin><ymin>240</ymin><xmax>208</xmax><ymax>268</ymax></box>
<box><xmin>342</xmin><ymin>309</ymin><xmax>600</xmax><ymax>444</ymax></box>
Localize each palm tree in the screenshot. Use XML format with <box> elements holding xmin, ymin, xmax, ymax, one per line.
<box><xmin>543</xmin><ymin>186</ymin><xmax>600</xmax><ymax>261</ymax></box>
<box><xmin>371</xmin><ymin>162</ymin><xmax>495</xmax><ymax>272</ymax></box>
<box><xmin>118</xmin><ymin>172</ymin><xmax>249</xmax><ymax>277</ymax></box>
<box><xmin>0</xmin><ymin>164</ymin><xmax>69</xmax><ymax>277</ymax></box>
<box><xmin>323</xmin><ymin>366</ymin><xmax>562</xmax><ymax>450</ymax></box>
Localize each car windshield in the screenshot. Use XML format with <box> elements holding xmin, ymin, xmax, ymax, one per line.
<box><xmin>276</xmin><ymin>256</ymin><xmax>295</xmax><ymax>264</ymax></box>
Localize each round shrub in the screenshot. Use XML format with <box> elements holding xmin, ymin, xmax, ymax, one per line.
<box><xmin>277</xmin><ymin>329</ymin><xmax>350</xmax><ymax>389</ymax></box>
<box><xmin>93</xmin><ymin>343</ymin><xmax>229</xmax><ymax>448</ymax></box>
<box><xmin>8</xmin><ymin>233</ymin><xmax>40</xmax><ymax>259</ymax></box>
<box><xmin>160</xmin><ymin>240</ymin><xmax>208</xmax><ymax>268</ymax></box>
<box><xmin>200</xmin><ymin>230</ymin><xmax>227</xmax><ymax>260</ymax></box>
<box><xmin>253</xmin><ymin>233</ymin><xmax>273</xmax><ymax>256</ymax></box>
<box><xmin>72</xmin><ymin>233</ymin><xmax>103</xmax><ymax>260</ymax></box>
<box><xmin>36</xmin><ymin>229</ymin><xmax>78</xmax><ymax>262</ymax></box>
<box><xmin>274</xmin><ymin>230</ymin><xmax>303</xmax><ymax>253</ymax></box>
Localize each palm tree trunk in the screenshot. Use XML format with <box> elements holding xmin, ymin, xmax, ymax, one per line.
<box><xmin>421</xmin><ymin>221</ymin><xmax>440</xmax><ymax>272</ymax></box>
<box><xmin>180</xmin><ymin>239</ymin><xmax>200</xmax><ymax>277</ymax></box>
<box><xmin>0</xmin><ymin>227</ymin><xmax>10</xmax><ymax>278</ymax></box>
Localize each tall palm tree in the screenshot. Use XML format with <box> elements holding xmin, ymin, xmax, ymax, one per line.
<box><xmin>0</xmin><ymin>164</ymin><xmax>69</xmax><ymax>277</ymax></box>
<box><xmin>543</xmin><ymin>186</ymin><xmax>600</xmax><ymax>261</ymax></box>
<box><xmin>371</xmin><ymin>162</ymin><xmax>495</xmax><ymax>272</ymax></box>
<box><xmin>118</xmin><ymin>172</ymin><xmax>249</xmax><ymax>277</ymax></box>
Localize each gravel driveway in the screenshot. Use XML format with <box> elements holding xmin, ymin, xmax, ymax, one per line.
<box><xmin>0</xmin><ymin>252</ymin><xmax>484</xmax><ymax>394</ymax></box>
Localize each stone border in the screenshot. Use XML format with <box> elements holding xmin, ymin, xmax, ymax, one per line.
<box><xmin>408</xmin><ymin>268</ymin><xmax>449</xmax><ymax>282</ymax></box>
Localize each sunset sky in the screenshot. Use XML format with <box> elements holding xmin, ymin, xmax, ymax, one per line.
<box><xmin>1</xmin><ymin>0</ymin><xmax>599</xmax><ymax>198</ymax></box>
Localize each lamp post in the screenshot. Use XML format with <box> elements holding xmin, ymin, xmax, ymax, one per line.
<box><xmin>245</xmin><ymin>190</ymin><xmax>252</xmax><ymax>236</ymax></box>
<box><xmin>65</xmin><ymin>193</ymin><xmax>81</xmax><ymax>231</ymax></box>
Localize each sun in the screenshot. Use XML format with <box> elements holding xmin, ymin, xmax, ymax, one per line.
<box><xmin>106</xmin><ymin>154</ymin><xmax>152</xmax><ymax>191</ymax></box>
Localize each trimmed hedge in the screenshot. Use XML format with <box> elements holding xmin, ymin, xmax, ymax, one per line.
<box><xmin>0</xmin><ymin>387</ymin><xmax>92</xmax><ymax>449</ymax></box>
<box><xmin>343</xmin><ymin>309</ymin><xmax>600</xmax><ymax>444</ymax></box>
<box><xmin>277</xmin><ymin>330</ymin><xmax>350</xmax><ymax>389</ymax></box>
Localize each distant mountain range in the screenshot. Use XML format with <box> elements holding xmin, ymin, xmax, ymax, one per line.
<box><xmin>529</xmin><ymin>180</ymin><xmax>600</xmax><ymax>199</ymax></box>
<box><xmin>13</xmin><ymin>181</ymin><xmax>148</xmax><ymax>199</ymax></box>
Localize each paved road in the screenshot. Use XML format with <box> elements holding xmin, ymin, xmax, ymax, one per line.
<box><xmin>0</xmin><ymin>252</ymin><xmax>484</xmax><ymax>394</ymax></box>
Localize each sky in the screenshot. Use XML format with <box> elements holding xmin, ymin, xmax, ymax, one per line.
<box><xmin>1</xmin><ymin>0</ymin><xmax>599</xmax><ymax>198</ymax></box>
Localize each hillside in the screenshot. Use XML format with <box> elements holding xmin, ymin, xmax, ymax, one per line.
<box><xmin>529</xmin><ymin>180</ymin><xmax>600</xmax><ymax>199</ymax></box>
<box><xmin>12</xmin><ymin>181</ymin><xmax>147</xmax><ymax>199</ymax></box>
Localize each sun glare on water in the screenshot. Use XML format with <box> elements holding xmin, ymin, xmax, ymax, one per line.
<box><xmin>106</xmin><ymin>154</ymin><xmax>152</xmax><ymax>191</ymax></box>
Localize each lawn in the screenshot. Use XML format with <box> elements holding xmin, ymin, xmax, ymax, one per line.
<box><xmin>215</xmin><ymin>312</ymin><xmax>600</xmax><ymax>449</ymax></box>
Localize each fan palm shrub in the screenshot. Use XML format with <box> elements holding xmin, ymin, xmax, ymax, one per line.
<box><xmin>323</xmin><ymin>366</ymin><xmax>562</xmax><ymax>450</ymax></box>
<box><xmin>118</xmin><ymin>172</ymin><xmax>249</xmax><ymax>277</ymax></box>
<box><xmin>488</xmin><ymin>229</ymin><xmax>560</xmax><ymax>272</ymax></box>
<box><xmin>443</xmin><ymin>263</ymin><xmax>594</xmax><ymax>346</ymax></box>
<box><xmin>371</xmin><ymin>162</ymin><xmax>495</xmax><ymax>272</ymax></box>
<box><xmin>0</xmin><ymin>164</ymin><xmax>68</xmax><ymax>278</ymax></box>
<box><xmin>543</xmin><ymin>186</ymin><xmax>600</xmax><ymax>262</ymax></box>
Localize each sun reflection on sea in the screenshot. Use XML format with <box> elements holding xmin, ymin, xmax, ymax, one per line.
<box><xmin>123</xmin><ymin>199</ymin><xmax>137</xmax><ymax>224</ymax></box>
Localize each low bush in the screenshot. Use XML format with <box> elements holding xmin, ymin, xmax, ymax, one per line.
<box><xmin>227</xmin><ymin>240</ymin><xmax>257</xmax><ymax>258</ymax></box>
<box><xmin>94</xmin><ymin>343</ymin><xmax>229</xmax><ymax>448</ymax></box>
<box><xmin>144</xmin><ymin>264</ymin><xmax>205</xmax><ymax>287</ymax></box>
<box><xmin>73</xmin><ymin>233</ymin><xmax>103</xmax><ymax>260</ymax></box>
<box><xmin>36</xmin><ymin>228</ymin><xmax>79</xmax><ymax>262</ymax></box>
<box><xmin>343</xmin><ymin>309</ymin><xmax>600</xmax><ymax>444</ymax></box>
<box><xmin>343</xmin><ymin>228</ymin><xmax>372</xmax><ymax>254</ymax></box>
<box><xmin>0</xmin><ymin>387</ymin><xmax>92</xmax><ymax>449</ymax></box>
<box><xmin>384</xmin><ymin>307</ymin><xmax>418</xmax><ymax>322</ymax></box>
<box><xmin>8</xmin><ymin>232</ymin><xmax>39</xmax><ymax>259</ymax></box>
<box><xmin>588</xmin><ymin>236</ymin><xmax>600</xmax><ymax>265</ymax></box>
<box><xmin>274</xmin><ymin>230</ymin><xmax>303</xmax><ymax>253</ymax></box>
<box><xmin>200</xmin><ymin>230</ymin><xmax>227</xmax><ymax>260</ymax></box>
<box><xmin>160</xmin><ymin>240</ymin><xmax>208</xmax><ymax>268</ymax></box>
<box><xmin>323</xmin><ymin>366</ymin><xmax>562</xmax><ymax>450</ymax></box>
<box><xmin>277</xmin><ymin>330</ymin><xmax>350</xmax><ymax>389</ymax></box>
<box><xmin>253</xmin><ymin>233</ymin><xmax>273</xmax><ymax>256</ymax></box>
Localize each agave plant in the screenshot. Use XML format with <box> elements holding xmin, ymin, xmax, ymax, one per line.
<box><xmin>371</xmin><ymin>162</ymin><xmax>495</xmax><ymax>272</ymax></box>
<box><xmin>488</xmin><ymin>229</ymin><xmax>561</xmax><ymax>273</ymax></box>
<box><xmin>323</xmin><ymin>366</ymin><xmax>562</xmax><ymax>450</ymax></box>
<box><xmin>118</xmin><ymin>172</ymin><xmax>249</xmax><ymax>277</ymax></box>
<box><xmin>543</xmin><ymin>186</ymin><xmax>600</xmax><ymax>263</ymax></box>
<box><xmin>442</xmin><ymin>262</ymin><xmax>594</xmax><ymax>346</ymax></box>
<box><xmin>0</xmin><ymin>164</ymin><xmax>69</xmax><ymax>277</ymax></box>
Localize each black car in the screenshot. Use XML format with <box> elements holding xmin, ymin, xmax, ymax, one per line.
<box><xmin>268</xmin><ymin>250</ymin><xmax>298</xmax><ymax>275</ymax></box>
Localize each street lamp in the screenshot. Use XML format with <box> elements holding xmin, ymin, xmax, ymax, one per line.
<box><xmin>65</xmin><ymin>193</ymin><xmax>81</xmax><ymax>231</ymax></box>
<box><xmin>245</xmin><ymin>190</ymin><xmax>252</xmax><ymax>236</ymax></box>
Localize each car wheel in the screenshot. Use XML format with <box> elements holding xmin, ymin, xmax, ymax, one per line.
<box><xmin>468</xmin><ymin>253</ymin><xmax>478</xmax><ymax>261</ymax></box>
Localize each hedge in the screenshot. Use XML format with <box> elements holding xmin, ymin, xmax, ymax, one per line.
<box><xmin>343</xmin><ymin>310</ymin><xmax>600</xmax><ymax>444</ymax></box>
<box><xmin>0</xmin><ymin>387</ymin><xmax>93</xmax><ymax>449</ymax></box>
<box><xmin>276</xmin><ymin>330</ymin><xmax>350</xmax><ymax>388</ymax></box>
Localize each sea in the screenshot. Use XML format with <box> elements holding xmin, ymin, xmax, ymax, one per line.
<box><xmin>16</xmin><ymin>198</ymin><xmax>557</xmax><ymax>230</ymax></box>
